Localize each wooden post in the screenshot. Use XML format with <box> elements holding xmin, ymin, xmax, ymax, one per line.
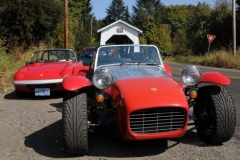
<box><xmin>232</xmin><ymin>0</ymin><xmax>236</xmax><ymax>57</ymax></box>
<box><xmin>64</xmin><ymin>0</ymin><xmax>68</xmax><ymax>49</ymax></box>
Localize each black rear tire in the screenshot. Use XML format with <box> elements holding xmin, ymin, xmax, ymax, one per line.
<box><xmin>62</xmin><ymin>91</ymin><xmax>88</xmax><ymax>155</ymax></box>
<box><xmin>194</xmin><ymin>85</ymin><xmax>236</xmax><ymax>145</ymax></box>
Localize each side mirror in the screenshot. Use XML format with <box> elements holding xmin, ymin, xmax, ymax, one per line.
<box><xmin>162</xmin><ymin>52</ymin><xmax>172</xmax><ymax>60</ymax></box>
<box><xmin>163</xmin><ymin>52</ymin><xmax>172</xmax><ymax>56</ymax></box>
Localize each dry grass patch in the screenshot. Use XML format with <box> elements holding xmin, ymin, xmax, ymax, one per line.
<box><xmin>164</xmin><ymin>49</ymin><xmax>240</xmax><ymax>70</ymax></box>
<box><xmin>208</xmin><ymin>50</ymin><xmax>240</xmax><ymax>69</ymax></box>
<box><xmin>0</xmin><ymin>45</ymin><xmax>46</xmax><ymax>91</ymax></box>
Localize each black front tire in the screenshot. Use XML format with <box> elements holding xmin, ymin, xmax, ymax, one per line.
<box><xmin>194</xmin><ymin>85</ymin><xmax>236</xmax><ymax>145</ymax></box>
<box><xmin>62</xmin><ymin>91</ymin><xmax>88</xmax><ymax>155</ymax></box>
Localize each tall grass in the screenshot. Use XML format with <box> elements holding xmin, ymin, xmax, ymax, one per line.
<box><xmin>165</xmin><ymin>49</ymin><xmax>240</xmax><ymax>69</ymax></box>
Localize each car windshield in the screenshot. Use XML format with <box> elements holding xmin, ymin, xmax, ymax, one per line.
<box><xmin>30</xmin><ymin>49</ymin><xmax>77</xmax><ymax>62</ymax></box>
<box><xmin>95</xmin><ymin>45</ymin><xmax>162</xmax><ymax>67</ymax></box>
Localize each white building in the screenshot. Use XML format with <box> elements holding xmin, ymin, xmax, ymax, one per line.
<box><xmin>97</xmin><ymin>19</ymin><xmax>142</xmax><ymax>45</ymax></box>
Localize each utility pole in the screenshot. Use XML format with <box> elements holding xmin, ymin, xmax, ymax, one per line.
<box><xmin>232</xmin><ymin>0</ymin><xmax>236</xmax><ymax>57</ymax></box>
<box><xmin>64</xmin><ymin>0</ymin><xmax>68</xmax><ymax>49</ymax></box>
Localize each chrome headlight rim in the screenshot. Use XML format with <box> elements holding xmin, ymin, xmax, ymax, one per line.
<box><xmin>181</xmin><ymin>65</ymin><xmax>201</xmax><ymax>86</ymax></box>
<box><xmin>92</xmin><ymin>68</ymin><xmax>113</xmax><ymax>89</ymax></box>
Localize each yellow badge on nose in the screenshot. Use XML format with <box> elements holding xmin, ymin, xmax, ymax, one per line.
<box><xmin>150</xmin><ymin>88</ymin><xmax>158</xmax><ymax>91</ymax></box>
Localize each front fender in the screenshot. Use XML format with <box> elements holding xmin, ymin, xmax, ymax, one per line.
<box><xmin>199</xmin><ymin>72</ymin><xmax>230</xmax><ymax>86</ymax></box>
<box><xmin>62</xmin><ymin>76</ymin><xmax>91</xmax><ymax>91</ymax></box>
<box><xmin>72</xmin><ymin>66</ymin><xmax>90</xmax><ymax>76</ymax></box>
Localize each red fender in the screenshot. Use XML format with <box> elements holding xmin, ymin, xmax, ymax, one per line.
<box><xmin>62</xmin><ymin>76</ymin><xmax>91</xmax><ymax>91</ymax></box>
<box><xmin>164</xmin><ymin>64</ymin><xmax>172</xmax><ymax>76</ymax></box>
<box><xmin>72</xmin><ymin>66</ymin><xmax>90</xmax><ymax>76</ymax></box>
<box><xmin>199</xmin><ymin>72</ymin><xmax>230</xmax><ymax>86</ymax></box>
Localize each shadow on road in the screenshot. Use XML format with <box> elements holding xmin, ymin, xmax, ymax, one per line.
<box><xmin>3</xmin><ymin>91</ymin><xmax>64</xmax><ymax>100</ymax></box>
<box><xmin>50</xmin><ymin>102</ymin><xmax>63</xmax><ymax>112</ymax></box>
<box><xmin>24</xmin><ymin>120</ymin><xmax>209</xmax><ymax>159</ymax></box>
<box><xmin>24</xmin><ymin>120</ymin><xmax>65</xmax><ymax>158</ymax></box>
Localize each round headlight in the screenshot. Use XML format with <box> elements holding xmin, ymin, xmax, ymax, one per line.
<box><xmin>93</xmin><ymin>69</ymin><xmax>113</xmax><ymax>89</ymax></box>
<box><xmin>181</xmin><ymin>65</ymin><xmax>201</xmax><ymax>86</ymax></box>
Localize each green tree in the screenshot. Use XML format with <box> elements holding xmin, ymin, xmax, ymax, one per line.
<box><xmin>103</xmin><ymin>0</ymin><xmax>127</xmax><ymax>25</ymax></box>
<box><xmin>187</xmin><ymin>3</ymin><xmax>213</xmax><ymax>54</ymax></box>
<box><xmin>209</xmin><ymin>0</ymin><xmax>232</xmax><ymax>50</ymax></box>
<box><xmin>172</xmin><ymin>30</ymin><xmax>188</xmax><ymax>55</ymax></box>
<box><xmin>163</xmin><ymin>5</ymin><xmax>194</xmax><ymax>55</ymax></box>
<box><xmin>73</xmin><ymin>0</ymin><xmax>95</xmax><ymax>50</ymax></box>
<box><xmin>0</xmin><ymin>0</ymin><xmax>63</xmax><ymax>51</ymax></box>
<box><xmin>165</xmin><ymin>5</ymin><xmax>193</xmax><ymax>33</ymax></box>
<box><xmin>132</xmin><ymin>0</ymin><xmax>165</xmax><ymax>44</ymax></box>
<box><xmin>125</xmin><ymin>6</ymin><xmax>131</xmax><ymax>23</ymax></box>
<box><xmin>132</xmin><ymin>0</ymin><xmax>164</xmax><ymax>33</ymax></box>
<box><xmin>153</xmin><ymin>0</ymin><xmax>165</xmax><ymax>27</ymax></box>
<box><xmin>152</xmin><ymin>24</ymin><xmax>172</xmax><ymax>53</ymax></box>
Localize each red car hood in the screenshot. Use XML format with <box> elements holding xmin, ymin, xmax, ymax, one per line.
<box><xmin>103</xmin><ymin>65</ymin><xmax>188</xmax><ymax>112</ymax></box>
<box><xmin>15</xmin><ymin>62</ymin><xmax>76</xmax><ymax>80</ymax></box>
<box><xmin>114</xmin><ymin>77</ymin><xmax>188</xmax><ymax>112</ymax></box>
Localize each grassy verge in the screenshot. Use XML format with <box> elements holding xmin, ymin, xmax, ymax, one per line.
<box><xmin>0</xmin><ymin>46</ymin><xmax>45</xmax><ymax>91</ymax></box>
<box><xmin>165</xmin><ymin>49</ymin><xmax>240</xmax><ymax>70</ymax></box>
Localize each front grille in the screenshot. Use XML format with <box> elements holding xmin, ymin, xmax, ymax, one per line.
<box><xmin>27</xmin><ymin>84</ymin><xmax>56</xmax><ymax>89</ymax></box>
<box><xmin>130</xmin><ymin>108</ymin><xmax>186</xmax><ymax>134</ymax></box>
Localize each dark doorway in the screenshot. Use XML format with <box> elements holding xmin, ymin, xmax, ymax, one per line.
<box><xmin>105</xmin><ymin>35</ymin><xmax>133</xmax><ymax>45</ymax></box>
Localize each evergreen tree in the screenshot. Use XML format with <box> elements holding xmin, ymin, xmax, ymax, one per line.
<box><xmin>131</xmin><ymin>0</ymin><xmax>164</xmax><ymax>32</ymax></box>
<box><xmin>125</xmin><ymin>6</ymin><xmax>131</xmax><ymax>23</ymax></box>
<box><xmin>103</xmin><ymin>0</ymin><xmax>126</xmax><ymax>25</ymax></box>
<box><xmin>132</xmin><ymin>0</ymin><xmax>165</xmax><ymax>44</ymax></box>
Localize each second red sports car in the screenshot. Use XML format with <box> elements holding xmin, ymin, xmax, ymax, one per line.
<box><xmin>13</xmin><ymin>49</ymin><xmax>88</xmax><ymax>97</ymax></box>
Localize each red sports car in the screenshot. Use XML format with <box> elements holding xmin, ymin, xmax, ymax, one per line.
<box><xmin>13</xmin><ymin>49</ymin><xmax>86</xmax><ymax>97</ymax></box>
<box><xmin>61</xmin><ymin>44</ymin><xmax>236</xmax><ymax>155</ymax></box>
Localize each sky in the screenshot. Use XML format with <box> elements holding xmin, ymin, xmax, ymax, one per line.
<box><xmin>91</xmin><ymin>0</ymin><xmax>215</xmax><ymax>20</ymax></box>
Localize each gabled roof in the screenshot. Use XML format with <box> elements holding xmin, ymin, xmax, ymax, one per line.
<box><xmin>97</xmin><ymin>19</ymin><xmax>142</xmax><ymax>33</ymax></box>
